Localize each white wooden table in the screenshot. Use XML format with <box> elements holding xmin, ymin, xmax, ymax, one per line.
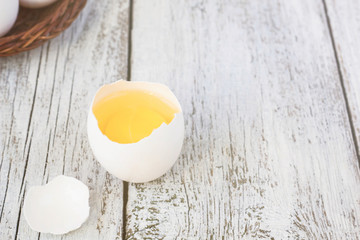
<box><xmin>1</xmin><ymin>0</ymin><xmax>360</xmax><ymax>239</ymax></box>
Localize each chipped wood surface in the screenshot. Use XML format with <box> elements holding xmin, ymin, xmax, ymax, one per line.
<box><xmin>0</xmin><ymin>0</ymin><xmax>129</xmax><ymax>239</ymax></box>
<box><xmin>1</xmin><ymin>0</ymin><xmax>360</xmax><ymax>239</ymax></box>
<box><xmin>126</xmin><ymin>0</ymin><xmax>360</xmax><ymax>239</ymax></box>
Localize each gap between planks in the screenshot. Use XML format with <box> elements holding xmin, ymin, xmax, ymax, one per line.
<box><xmin>122</xmin><ymin>0</ymin><xmax>134</xmax><ymax>239</ymax></box>
<box><xmin>321</xmin><ymin>0</ymin><xmax>360</xmax><ymax>167</ymax></box>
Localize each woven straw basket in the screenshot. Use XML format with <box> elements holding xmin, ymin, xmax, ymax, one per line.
<box><xmin>0</xmin><ymin>0</ymin><xmax>87</xmax><ymax>57</ymax></box>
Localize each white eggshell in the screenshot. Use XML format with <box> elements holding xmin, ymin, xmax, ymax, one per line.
<box><xmin>0</xmin><ymin>0</ymin><xmax>19</xmax><ymax>37</ymax></box>
<box><xmin>20</xmin><ymin>0</ymin><xmax>58</xmax><ymax>8</ymax></box>
<box><xmin>87</xmin><ymin>80</ymin><xmax>184</xmax><ymax>183</ymax></box>
<box><xmin>23</xmin><ymin>175</ymin><xmax>90</xmax><ymax>235</ymax></box>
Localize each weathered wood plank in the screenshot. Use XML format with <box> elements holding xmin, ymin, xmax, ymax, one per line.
<box><xmin>324</xmin><ymin>0</ymin><xmax>360</xmax><ymax>160</ymax></box>
<box><xmin>0</xmin><ymin>0</ymin><xmax>129</xmax><ymax>239</ymax></box>
<box><xmin>126</xmin><ymin>0</ymin><xmax>360</xmax><ymax>239</ymax></box>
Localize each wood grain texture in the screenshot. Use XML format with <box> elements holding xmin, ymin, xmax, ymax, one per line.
<box><xmin>0</xmin><ymin>0</ymin><xmax>129</xmax><ymax>239</ymax></box>
<box><xmin>126</xmin><ymin>0</ymin><xmax>360</xmax><ymax>239</ymax></box>
<box><xmin>324</xmin><ymin>0</ymin><xmax>360</xmax><ymax>160</ymax></box>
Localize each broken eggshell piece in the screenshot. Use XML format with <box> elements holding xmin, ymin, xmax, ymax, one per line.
<box><xmin>23</xmin><ymin>175</ymin><xmax>90</xmax><ymax>235</ymax></box>
<box><xmin>87</xmin><ymin>80</ymin><xmax>184</xmax><ymax>183</ymax></box>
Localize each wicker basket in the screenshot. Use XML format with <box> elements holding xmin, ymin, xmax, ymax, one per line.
<box><xmin>0</xmin><ymin>0</ymin><xmax>87</xmax><ymax>57</ymax></box>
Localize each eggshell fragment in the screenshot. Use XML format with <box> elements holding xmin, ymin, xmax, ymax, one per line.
<box><xmin>20</xmin><ymin>0</ymin><xmax>58</xmax><ymax>8</ymax></box>
<box><xmin>87</xmin><ymin>80</ymin><xmax>184</xmax><ymax>183</ymax></box>
<box><xmin>23</xmin><ymin>175</ymin><xmax>90</xmax><ymax>235</ymax></box>
<box><xmin>0</xmin><ymin>0</ymin><xmax>19</xmax><ymax>37</ymax></box>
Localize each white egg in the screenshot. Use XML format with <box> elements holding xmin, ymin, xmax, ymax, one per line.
<box><xmin>87</xmin><ymin>80</ymin><xmax>184</xmax><ymax>183</ymax></box>
<box><xmin>20</xmin><ymin>0</ymin><xmax>58</xmax><ymax>8</ymax></box>
<box><xmin>23</xmin><ymin>175</ymin><xmax>90</xmax><ymax>234</ymax></box>
<box><xmin>0</xmin><ymin>0</ymin><xmax>19</xmax><ymax>38</ymax></box>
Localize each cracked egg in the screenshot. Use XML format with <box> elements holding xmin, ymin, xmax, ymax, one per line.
<box><xmin>87</xmin><ymin>80</ymin><xmax>184</xmax><ymax>183</ymax></box>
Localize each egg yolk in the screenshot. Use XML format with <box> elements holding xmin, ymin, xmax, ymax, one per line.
<box><xmin>93</xmin><ymin>90</ymin><xmax>177</xmax><ymax>144</ymax></box>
